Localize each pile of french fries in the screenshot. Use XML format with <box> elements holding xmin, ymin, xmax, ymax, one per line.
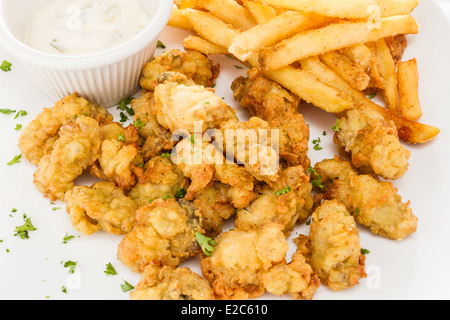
<box><xmin>169</xmin><ymin>0</ymin><xmax>439</xmax><ymax>144</ymax></box>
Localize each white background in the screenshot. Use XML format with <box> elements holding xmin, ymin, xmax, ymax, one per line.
<box><xmin>0</xmin><ymin>0</ymin><xmax>449</xmax><ymax>300</ymax></box>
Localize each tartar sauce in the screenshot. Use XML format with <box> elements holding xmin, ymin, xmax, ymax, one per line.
<box><xmin>25</xmin><ymin>0</ymin><xmax>155</xmax><ymax>56</ymax></box>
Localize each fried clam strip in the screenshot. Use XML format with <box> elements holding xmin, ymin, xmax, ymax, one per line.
<box><xmin>131</xmin><ymin>90</ymin><xmax>176</xmax><ymax>162</ymax></box>
<box><xmin>299</xmin><ymin>200</ymin><xmax>367</xmax><ymax>291</ymax></box>
<box><xmin>140</xmin><ymin>49</ymin><xmax>220</xmax><ymax>91</ymax></box>
<box><xmin>90</xmin><ymin>122</ymin><xmax>143</xmax><ymax>191</ymax></box>
<box><xmin>334</xmin><ymin>106</ymin><xmax>411</xmax><ymax>180</ymax></box>
<box><xmin>235</xmin><ymin>166</ymin><xmax>313</xmax><ymax>236</ymax></box>
<box><xmin>128</xmin><ymin>155</ymin><xmax>190</xmax><ymax>208</ymax></box>
<box><xmin>173</xmin><ymin>138</ymin><xmax>257</xmax><ymax>209</ymax></box>
<box><xmin>118</xmin><ymin>199</ymin><xmax>204</xmax><ymax>273</ymax></box>
<box><xmin>231</xmin><ymin>68</ymin><xmax>310</xmax><ymax>168</ymax></box>
<box><xmin>200</xmin><ymin>225</ymin><xmax>320</xmax><ymax>300</ymax></box>
<box><xmin>33</xmin><ymin>116</ymin><xmax>103</xmax><ymax>201</ymax></box>
<box><xmin>130</xmin><ymin>263</ymin><xmax>215</xmax><ymax>300</ymax></box>
<box><xmin>314</xmin><ymin>157</ymin><xmax>418</xmax><ymax>240</ymax></box>
<box><xmin>64</xmin><ymin>182</ymin><xmax>138</xmax><ymax>236</ymax></box>
<box><xmin>19</xmin><ymin>93</ymin><xmax>113</xmax><ymax>166</ymax></box>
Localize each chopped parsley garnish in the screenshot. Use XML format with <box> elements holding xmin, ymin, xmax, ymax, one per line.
<box><xmin>117</xmin><ymin>97</ymin><xmax>134</xmax><ymax>116</ymax></box>
<box><xmin>0</xmin><ymin>109</ymin><xmax>16</xmax><ymax>115</ymax></box>
<box><xmin>14</xmin><ymin>216</ymin><xmax>37</xmax><ymax>239</ymax></box>
<box><xmin>355</xmin><ymin>207</ymin><xmax>361</xmax><ymax>216</ymax></box>
<box><xmin>118</xmin><ymin>133</ymin><xmax>125</xmax><ymax>142</ymax></box>
<box><xmin>15</xmin><ymin>124</ymin><xmax>22</xmax><ymax>131</ymax></box>
<box><xmin>0</xmin><ymin>60</ymin><xmax>12</xmax><ymax>72</ymax></box>
<box><xmin>161</xmin><ymin>194</ymin><xmax>172</xmax><ymax>200</ymax></box>
<box><xmin>234</xmin><ymin>65</ymin><xmax>244</xmax><ymax>69</ymax></box>
<box><xmin>276</xmin><ymin>187</ymin><xmax>291</xmax><ymax>196</ymax></box>
<box><xmin>62</xmin><ymin>286</ymin><xmax>67</xmax><ymax>294</ymax></box>
<box><xmin>121</xmin><ymin>280</ymin><xmax>135</xmax><ymax>293</ymax></box>
<box><xmin>331</xmin><ymin>119</ymin><xmax>340</xmax><ymax>132</ymax></box>
<box><xmin>307</xmin><ymin>166</ymin><xmax>324</xmax><ymax>189</ymax></box>
<box><xmin>133</xmin><ymin>119</ymin><xmax>145</xmax><ymax>132</ymax></box>
<box><xmin>14</xmin><ymin>110</ymin><xmax>28</xmax><ymax>119</ymax></box>
<box><xmin>312</xmin><ymin>137</ymin><xmax>323</xmax><ymax>151</ymax></box>
<box><xmin>368</xmin><ymin>92</ymin><xmax>377</xmax><ymax>100</ymax></box>
<box><xmin>175</xmin><ymin>188</ymin><xmax>187</xmax><ymax>200</ymax></box>
<box><xmin>361</xmin><ymin>248</ymin><xmax>371</xmax><ymax>255</ymax></box>
<box><xmin>104</xmin><ymin>263</ymin><xmax>118</xmax><ymax>276</ymax></box>
<box><xmin>190</xmin><ymin>135</ymin><xmax>196</xmax><ymax>145</ymax></box>
<box><xmin>157</xmin><ymin>40</ymin><xmax>166</xmax><ymax>49</ymax></box>
<box><xmin>196</xmin><ymin>232</ymin><xmax>216</xmax><ymax>256</ymax></box>
<box><xmin>119</xmin><ymin>112</ymin><xmax>129</xmax><ymax>123</ymax></box>
<box><xmin>63</xmin><ymin>261</ymin><xmax>78</xmax><ymax>274</ymax></box>
<box><xmin>62</xmin><ymin>233</ymin><xmax>75</xmax><ymax>244</ymax></box>
<box><xmin>161</xmin><ymin>152</ymin><xmax>171</xmax><ymax>158</ymax></box>
<box><xmin>306</xmin><ymin>218</ymin><xmax>312</xmax><ymax>226</ymax></box>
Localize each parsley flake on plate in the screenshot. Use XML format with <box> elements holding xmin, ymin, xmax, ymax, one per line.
<box><xmin>104</xmin><ymin>263</ymin><xmax>118</xmax><ymax>276</ymax></box>
<box><xmin>196</xmin><ymin>232</ymin><xmax>216</xmax><ymax>256</ymax></box>
<box><xmin>0</xmin><ymin>60</ymin><xmax>12</xmax><ymax>72</ymax></box>
<box><xmin>121</xmin><ymin>280</ymin><xmax>135</xmax><ymax>293</ymax></box>
<box><xmin>63</xmin><ymin>261</ymin><xmax>78</xmax><ymax>274</ymax></box>
<box><xmin>14</xmin><ymin>217</ymin><xmax>37</xmax><ymax>239</ymax></box>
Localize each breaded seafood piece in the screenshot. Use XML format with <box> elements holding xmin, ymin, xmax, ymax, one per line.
<box><xmin>314</xmin><ymin>157</ymin><xmax>418</xmax><ymax>240</ymax></box>
<box><xmin>90</xmin><ymin>123</ymin><xmax>143</xmax><ymax>191</ymax></box>
<box><xmin>304</xmin><ymin>200</ymin><xmax>366</xmax><ymax>291</ymax></box>
<box><xmin>65</xmin><ymin>182</ymin><xmax>137</xmax><ymax>236</ymax></box>
<box><xmin>118</xmin><ymin>199</ymin><xmax>203</xmax><ymax>273</ymax></box>
<box><xmin>154</xmin><ymin>80</ymin><xmax>236</xmax><ymax>133</ymax></box>
<box><xmin>33</xmin><ymin>116</ymin><xmax>103</xmax><ymax>201</ymax></box>
<box><xmin>231</xmin><ymin>69</ymin><xmax>310</xmax><ymax>168</ymax></box>
<box><xmin>235</xmin><ymin>166</ymin><xmax>313</xmax><ymax>236</ymax></box>
<box><xmin>193</xmin><ymin>182</ymin><xmax>235</xmax><ymax>237</ymax></box>
<box><xmin>130</xmin><ymin>263</ymin><xmax>215</xmax><ymax>300</ymax></box>
<box><xmin>140</xmin><ymin>49</ymin><xmax>220</xmax><ymax>91</ymax></box>
<box><xmin>173</xmin><ymin>138</ymin><xmax>257</xmax><ymax>209</ymax></box>
<box><xmin>200</xmin><ymin>225</ymin><xmax>319</xmax><ymax>300</ymax></box>
<box><xmin>131</xmin><ymin>91</ymin><xmax>176</xmax><ymax>161</ymax></box>
<box><xmin>334</xmin><ymin>106</ymin><xmax>411</xmax><ymax>180</ymax></box>
<box><xmin>19</xmin><ymin>93</ymin><xmax>112</xmax><ymax>166</ymax></box>
<box><xmin>128</xmin><ymin>155</ymin><xmax>190</xmax><ymax>208</ymax></box>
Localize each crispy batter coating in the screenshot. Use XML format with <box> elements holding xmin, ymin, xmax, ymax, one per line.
<box><xmin>33</xmin><ymin>116</ymin><xmax>103</xmax><ymax>201</ymax></box>
<box><xmin>154</xmin><ymin>80</ymin><xmax>235</xmax><ymax>133</ymax></box>
<box><xmin>140</xmin><ymin>49</ymin><xmax>220</xmax><ymax>91</ymax></box>
<box><xmin>90</xmin><ymin>124</ymin><xmax>142</xmax><ymax>191</ymax></box>
<box><xmin>235</xmin><ymin>166</ymin><xmax>313</xmax><ymax>236</ymax></box>
<box><xmin>231</xmin><ymin>69</ymin><xmax>310</xmax><ymax>169</ymax></box>
<box><xmin>19</xmin><ymin>93</ymin><xmax>112</xmax><ymax>166</ymax></box>
<box><xmin>200</xmin><ymin>225</ymin><xmax>319</xmax><ymax>300</ymax></box>
<box><xmin>65</xmin><ymin>182</ymin><xmax>137</xmax><ymax>236</ymax></box>
<box><xmin>304</xmin><ymin>200</ymin><xmax>366</xmax><ymax>291</ymax></box>
<box><xmin>315</xmin><ymin>157</ymin><xmax>418</xmax><ymax>240</ymax></box>
<box><xmin>117</xmin><ymin>199</ymin><xmax>203</xmax><ymax>273</ymax></box>
<box><xmin>130</xmin><ymin>263</ymin><xmax>215</xmax><ymax>300</ymax></box>
<box><xmin>131</xmin><ymin>91</ymin><xmax>176</xmax><ymax>162</ymax></box>
<box><xmin>128</xmin><ymin>155</ymin><xmax>190</xmax><ymax>208</ymax></box>
<box><xmin>334</xmin><ymin>106</ymin><xmax>411</xmax><ymax>180</ymax></box>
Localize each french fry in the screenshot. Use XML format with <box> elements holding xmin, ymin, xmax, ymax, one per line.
<box><xmin>264</xmin><ymin>66</ymin><xmax>354</xmax><ymax>113</ymax></box>
<box><xmin>385</xmin><ymin>35</ymin><xmax>408</xmax><ymax>63</ymax></box>
<box><xmin>397</xmin><ymin>58</ymin><xmax>422</xmax><ymax>121</ymax></box>
<box><xmin>366</xmin><ymin>42</ymin><xmax>386</xmax><ymax>89</ymax></box>
<box><xmin>319</xmin><ymin>51</ymin><xmax>371</xmax><ymax>91</ymax></box>
<box><xmin>197</xmin><ymin>0</ymin><xmax>256</xmax><ymax>31</ymax></box>
<box><xmin>168</xmin><ymin>4</ymin><xmax>193</xmax><ymax>31</ymax></box>
<box><xmin>299</xmin><ymin>56</ymin><xmax>439</xmax><ymax>144</ymax></box>
<box><xmin>339</xmin><ymin>44</ymin><xmax>372</xmax><ymax>72</ymax></box>
<box><xmin>376</xmin><ymin>38</ymin><xmax>399</xmax><ymax>114</ymax></box>
<box><xmin>243</xmin><ymin>0</ymin><xmax>278</xmax><ymax>24</ymax></box>
<box><xmin>261</xmin><ymin>0</ymin><xmax>378</xmax><ymax>19</ymax></box>
<box><xmin>229</xmin><ymin>11</ymin><xmax>333</xmax><ymax>61</ymax></box>
<box><xmin>376</xmin><ymin>0</ymin><xmax>421</xmax><ymax>17</ymax></box>
<box><xmin>183</xmin><ymin>9</ymin><xmax>241</xmax><ymax>49</ymax></box>
<box><xmin>259</xmin><ymin>15</ymin><xmax>419</xmax><ymax>71</ymax></box>
<box><xmin>183</xmin><ymin>35</ymin><xmax>229</xmax><ymax>56</ymax></box>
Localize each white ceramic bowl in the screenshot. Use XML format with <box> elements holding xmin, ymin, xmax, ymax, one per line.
<box><xmin>0</xmin><ymin>0</ymin><xmax>173</xmax><ymax>107</ymax></box>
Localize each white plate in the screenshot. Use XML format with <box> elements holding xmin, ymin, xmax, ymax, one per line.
<box><xmin>0</xmin><ymin>0</ymin><xmax>449</xmax><ymax>300</ymax></box>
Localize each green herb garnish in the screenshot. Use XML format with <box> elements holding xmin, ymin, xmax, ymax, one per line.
<box><xmin>14</xmin><ymin>110</ymin><xmax>28</xmax><ymax>119</ymax></box>
<box><xmin>196</xmin><ymin>232</ymin><xmax>216</xmax><ymax>257</ymax></box>
<box><xmin>14</xmin><ymin>217</ymin><xmax>37</xmax><ymax>239</ymax></box>
<box><xmin>175</xmin><ymin>188</ymin><xmax>187</xmax><ymax>200</ymax></box>
<box><xmin>331</xmin><ymin>119</ymin><xmax>340</xmax><ymax>132</ymax></box>
<box><xmin>63</xmin><ymin>261</ymin><xmax>78</xmax><ymax>274</ymax></box>
<box><xmin>0</xmin><ymin>60</ymin><xmax>12</xmax><ymax>72</ymax></box>
<box><xmin>307</xmin><ymin>166</ymin><xmax>324</xmax><ymax>189</ymax></box>
<box><xmin>276</xmin><ymin>187</ymin><xmax>291</xmax><ymax>196</ymax></box>
<box><xmin>0</xmin><ymin>109</ymin><xmax>16</xmax><ymax>115</ymax></box>
<box><xmin>118</xmin><ymin>133</ymin><xmax>125</xmax><ymax>142</ymax></box>
<box><xmin>361</xmin><ymin>248</ymin><xmax>371</xmax><ymax>255</ymax></box>
<box><xmin>121</xmin><ymin>280</ymin><xmax>135</xmax><ymax>293</ymax></box>
<box><xmin>62</xmin><ymin>233</ymin><xmax>75</xmax><ymax>244</ymax></box>
<box><xmin>7</xmin><ymin>154</ymin><xmax>21</xmax><ymax>166</ymax></box>
<box><xmin>104</xmin><ymin>263</ymin><xmax>118</xmax><ymax>276</ymax></box>
<box><xmin>157</xmin><ymin>40</ymin><xmax>166</xmax><ymax>49</ymax></box>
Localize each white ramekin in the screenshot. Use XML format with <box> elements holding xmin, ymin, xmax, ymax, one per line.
<box><xmin>0</xmin><ymin>0</ymin><xmax>173</xmax><ymax>108</ymax></box>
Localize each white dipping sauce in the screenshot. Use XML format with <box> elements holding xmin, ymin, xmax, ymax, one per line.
<box><xmin>25</xmin><ymin>0</ymin><xmax>154</xmax><ymax>56</ymax></box>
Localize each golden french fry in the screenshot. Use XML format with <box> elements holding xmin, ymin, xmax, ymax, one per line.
<box><xmin>319</xmin><ymin>51</ymin><xmax>371</xmax><ymax>91</ymax></box>
<box><xmin>229</xmin><ymin>11</ymin><xmax>333</xmax><ymax>61</ymax></box>
<box><xmin>183</xmin><ymin>35</ymin><xmax>229</xmax><ymax>55</ymax></box>
<box><xmin>259</xmin><ymin>15</ymin><xmax>419</xmax><ymax>71</ymax></box>
<box><xmin>264</xmin><ymin>66</ymin><xmax>354</xmax><ymax>113</ymax></box>
<box><xmin>339</xmin><ymin>44</ymin><xmax>372</xmax><ymax>72</ymax></box>
<box><xmin>261</xmin><ymin>0</ymin><xmax>378</xmax><ymax>19</ymax></box>
<box><xmin>366</xmin><ymin>42</ymin><xmax>386</xmax><ymax>89</ymax></box>
<box><xmin>376</xmin><ymin>0</ymin><xmax>420</xmax><ymax>17</ymax></box>
<box><xmin>197</xmin><ymin>0</ymin><xmax>256</xmax><ymax>31</ymax></box>
<box><xmin>168</xmin><ymin>4</ymin><xmax>193</xmax><ymax>31</ymax></box>
<box><xmin>398</xmin><ymin>58</ymin><xmax>422</xmax><ymax>121</ymax></box>
<box><xmin>242</xmin><ymin>0</ymin><xmax>278</xmax><ymax>24</ymax></box>
<box><xmin>183</xmin><ymin>9</ymin><xmax>241</xmax><ymax>49</ymax></box>
<box><xmin>299</xmin><ymin>56</ymin><xmax>439</xmax><ymax>144</ymax></box>
<box><xmin>376</xmin><ymin>38</ymin><xmax>399</xmax><ymax>114</ymax></box>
